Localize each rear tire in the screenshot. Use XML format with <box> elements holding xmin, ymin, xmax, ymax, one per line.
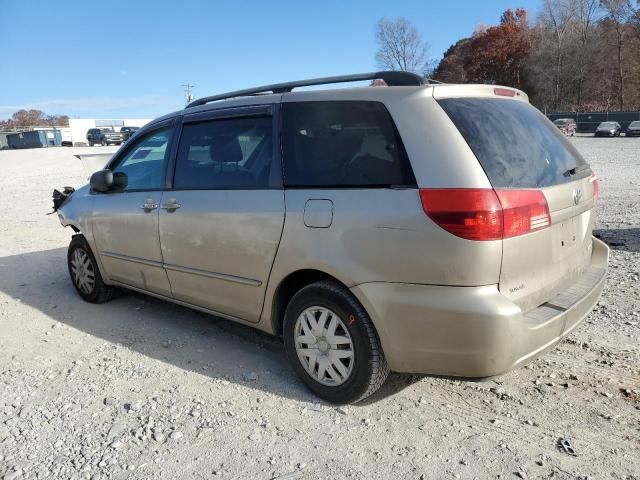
<box><xmin>67</xmin><ymin>235</ymin><xmax>115</xmax><ymax>303</ymax></box>
<box><xmin>283</xmin><ymin>280</ymin><xmax>389</xmax><ymax>404</ymax></box>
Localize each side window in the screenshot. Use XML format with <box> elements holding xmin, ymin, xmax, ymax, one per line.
<box><xmin>111</xmin><ymin>127</ymin><xmax>172</xmax><ymax>192</ymax></box>
<box><xmin>174</xmin><ymin>116</ymin><xmax>273</xmax><ymax>189</ymax></box>
<box><xmin>282</xmin><ymin>101</ymin><xmax>415</xmax><ymax>187</ymax></box>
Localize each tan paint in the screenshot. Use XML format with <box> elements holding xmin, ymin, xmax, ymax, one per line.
<box><xmin>59</xmin><ymin>82</ymin><xmax>610</xmax><ymax>378</ymax></box>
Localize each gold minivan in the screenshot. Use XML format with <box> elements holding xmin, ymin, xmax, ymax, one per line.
<box><xmin>56</xmin><ymin>72</ymin><xmax>608</xmax><ymax>403</ymax></box>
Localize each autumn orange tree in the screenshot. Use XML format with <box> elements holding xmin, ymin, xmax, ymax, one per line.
<box><xmin>462</xmin><ymin>9</ymin><xmax>532</xmax><ymax>89</ymax></box>
<box><xmin>433</xmin><ymin>2</ymin><xmax>640</xmax><ymax>111</ymax></box>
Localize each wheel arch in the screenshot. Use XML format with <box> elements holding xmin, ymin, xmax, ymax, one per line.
<box><xmin>66</xmin><ymin>229</ymin><xmax>112</xmax><ymax>287</ymax></box>
<box><xmin>268</xmin><ymin>268</ymin><xmax>351</xmax><ymax>337</ymax></box>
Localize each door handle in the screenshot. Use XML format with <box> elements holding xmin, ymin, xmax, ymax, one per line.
<box><xmin>140</xmin><ymin>199</ymin><xmax>158</xmax><ymax>211</ymax></box>
<box><xmin>161</xmin><ymin>198</ymin><xmax>181</xmax><ymax>211</ymax></box>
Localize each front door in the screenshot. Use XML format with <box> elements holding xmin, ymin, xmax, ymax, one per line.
<box><xmin>158</xmin><ymin>107</ymin><xmax>284</xmax><ymax>322</ymax></box>
<box><xmin>91</xmin><ymin>125</ymin><xmax>174</xmax><ymax>296</ymax></box>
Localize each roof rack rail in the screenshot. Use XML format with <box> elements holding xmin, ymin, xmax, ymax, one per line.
<box><xmin>186</xmin><ymin>71</ymin><xmax>426</xmax><ymax>108</ymax></box>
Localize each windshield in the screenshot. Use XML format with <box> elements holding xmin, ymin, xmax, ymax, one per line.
<box><xmin>599</xmin><ymin>122</ymin><xmax>617</xmax><ymax>128</ymax></box>
<box><xmin>629</xmin><ymin>121</ymin><xmax>640</xmax><ymax>128</ymax></box>
<box><xmin>437</xmin><ymin>98</ymin><xmax>590</xmax><ymax>188</ymax></box>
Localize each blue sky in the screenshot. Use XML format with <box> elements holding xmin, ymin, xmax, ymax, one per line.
<box><xmin>0</xmin><ymin>0</ymin><xmax>540</xmax><ymax>120</ymax></box>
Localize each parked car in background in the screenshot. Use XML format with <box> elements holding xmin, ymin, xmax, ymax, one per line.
<box><xmin>625</xmin><ymin>120</ymin><xmax>640</xmax><ymax>137</ymax></box>
<box><xmin>553</xmin><ymin>118</ymin><xmax>576</xmax><ymax>136</ymax></box>
<box><xmin>594</xmin><ymin>121</ymin><xmax>622</xmax><ymax>137</ymax></box>
<box><xmin>86</xmin><ymin>128</ymin><xmax>124</xmax><ymax>146</ymax></box>
<box><xmin>101</xmin><ymin>128</ymin><xmax>124</xmax><ymax>145</ymax></box>
<box><xmin>56</xmin><ymin>72</ymin><xmax>608</xmax><ymax>403</ymax></box>
<box><xmin>86</xmin><ymin>128</ymin><xmax>103</xmax><ymax>146</ymax></box>
<box><xmin>120</xmin><ymin>126</ymin><xmax>140</xmax><ymax>141</ymax></box>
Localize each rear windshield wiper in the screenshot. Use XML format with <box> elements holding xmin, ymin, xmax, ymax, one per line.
<box><xmin>563</xmin><ymin>164</ymin><xmax>591</xmax><ymax>177</ymax></box>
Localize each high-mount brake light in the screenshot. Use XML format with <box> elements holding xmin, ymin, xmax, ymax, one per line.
<box><xmin>494</xmin><ymin>88</ymin><xmax>516</xmax><ymax>97</ymax></box>
<box><xmin>419</xmin><ymin>188</ymin><xmax>551</xmax><ymax>241</ymax></box>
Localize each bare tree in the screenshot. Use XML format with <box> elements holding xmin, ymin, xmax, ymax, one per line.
<box><xmin>0</xmin><ymin>110</ymin><xmax>69</xmax><ymax>129</ymax></box>
<box><xmin>540</xmin><ymin>0</ymin><xmax>575</xmax><ymax>109</ymax></box>
<box><xmin>601</xmin><ymin>0</ymin><xmax>633</xmax><ymax>109</ymax></box>
<box><xmin>435</xmin><ymin>3</ymin><xmax>640</xmax><ymax>110</ymax></box>
<box><xmin>574</xmin><ymin>0</ymin><xmax>603</xmax><ymax>107</ymax></box>
<box><xmin>374</xmin><ymin>17</ymin><xmax>430</xmax><ymax>73</ymax></box>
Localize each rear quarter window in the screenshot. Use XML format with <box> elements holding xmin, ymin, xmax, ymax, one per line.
<box><xmin>438</xmin><ymin>98</ymin><xmax>589</xmax><ymax>188</ymax></box>
<box><xmin>282</xmin><ymin>101</ymin><xmax>415</xmax><ymax>187</ymax></box>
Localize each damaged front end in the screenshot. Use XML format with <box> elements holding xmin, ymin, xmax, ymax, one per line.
<box><xmin>49</xmin><ymin>186</ymin><xmax>75</xmax><ymax>215</ymax></box>
<box><xmin>50</xmin><ymin>184</ymin><xmax>93</xmax><ymax>234</ymax></box>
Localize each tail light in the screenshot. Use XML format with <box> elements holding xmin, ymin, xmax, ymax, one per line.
<box><xmin>419</xmin><ymin>189</ymin><xmax>502</xmax><ymax>240</ymax></box>
<box><xmin>496</xmin><ymin>189</ymin><xmax>551</xmax><ymax>238</ymax></box>
<box><xmin>419</xmin><ymin>188</ymin><xmax>551</xmax><ymax>241</ymax></box>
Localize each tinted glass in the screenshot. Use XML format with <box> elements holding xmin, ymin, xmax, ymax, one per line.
<box><xmin>174</xmin><ymin>116</ymin><xmax>273</xmax><ymax>189</ymax></box>
<box><xmin>438</xmin><ymin>98</ymin><xmax>589</xmax><ymax>188</ymax></box>
<box><xmin>282</xmin><ymin>101</ymin><xmax>415</xmax><ymax>187</ymax></box>
<box><xmin>111</xmin><ymin>128</ymin><xmax>172</xmax><ymax>191</ymax></box>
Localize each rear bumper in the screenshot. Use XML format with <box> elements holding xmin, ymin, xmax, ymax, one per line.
<box><xmin>351</xmin><ymin>237</ymin><xmax>609</xmax><ymax>376</ymax></box>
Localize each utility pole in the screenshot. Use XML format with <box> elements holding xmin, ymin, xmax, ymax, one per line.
<box><xmin>181</xmin><ymin>84</ymin><xmax>195</xmax><ymax>105</ymax></box>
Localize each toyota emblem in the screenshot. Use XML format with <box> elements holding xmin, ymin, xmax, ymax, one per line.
<box><xmin>573</xmin><ymin>189</ymin><xmax>583</xmax><ymax>205</ymax></box>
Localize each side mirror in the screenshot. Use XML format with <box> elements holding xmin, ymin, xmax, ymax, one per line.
<box><xmin>90</xmin><ymin>169</ymin><xmax>114</xmax><ymax>192</ymax></box>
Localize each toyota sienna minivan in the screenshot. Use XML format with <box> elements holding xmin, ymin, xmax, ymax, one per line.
<box><xmin>54</xmin><ymin>72</ymin><xmax>609</xmax><ymax>403</ymax></box>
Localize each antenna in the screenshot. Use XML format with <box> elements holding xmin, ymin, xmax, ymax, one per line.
<box><xmin>181</xmin><ymin>84</ymin><xmax>195</xmax><ymax>105</ymax></box>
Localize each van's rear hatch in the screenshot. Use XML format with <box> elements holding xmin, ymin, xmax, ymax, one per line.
<box><xmin>435</xmin><ymin>91</ymin><xmax>597</xmax><ymax>312</ymax></box>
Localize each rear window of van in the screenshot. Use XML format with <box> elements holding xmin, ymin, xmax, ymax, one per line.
<box><xmin>438</xmin><ymin>98</ymin><xmax>590</xmax><ymax>188</ymax></box>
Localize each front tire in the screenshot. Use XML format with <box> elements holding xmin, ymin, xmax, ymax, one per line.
<box><xmin>67</xmin><ymin>235</ymin><xmax>115</xmax><ymax>303</ymax></box>
<box><xmin>283</xmin><ymin>280</ymin><xmax>389</xmax><ymax>404</ymax></box>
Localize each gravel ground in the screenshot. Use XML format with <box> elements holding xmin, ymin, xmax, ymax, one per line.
<box><xmin>0</xmin><ymin>139</ymin><xmax>638</xmax><ymax>480</ymax></box>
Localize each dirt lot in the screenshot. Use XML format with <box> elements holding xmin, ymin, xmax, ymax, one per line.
<box><xmin>0</xmin><ymin>139</ymin><xmax>638</xmax><ymax>480</ymax></box>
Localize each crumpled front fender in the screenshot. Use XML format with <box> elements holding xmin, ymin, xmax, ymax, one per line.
<box><xmin>56</xmin><ymin>184</ymin><xmax>93</xmax><ymax>235</ymax></box>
